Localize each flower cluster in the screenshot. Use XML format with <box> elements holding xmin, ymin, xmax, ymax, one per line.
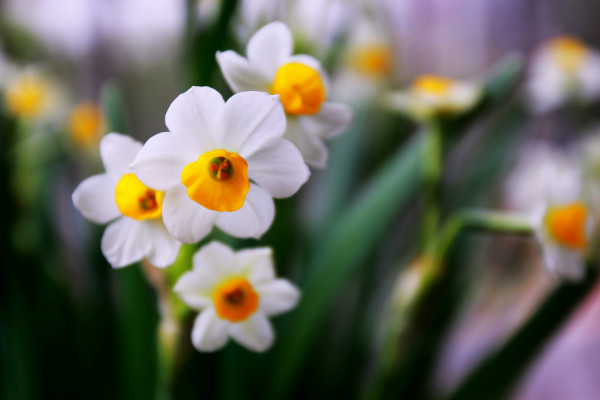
<box><xmin>71</xmin><ymin>22</ymin><xmax>353</xmax><ymax>352</ymax></box>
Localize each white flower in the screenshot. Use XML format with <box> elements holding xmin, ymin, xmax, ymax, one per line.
<box><xmin>174</xmin><ymin>241</ymin><xmax>300</xmax><ymax>352</ymax></box>
<box><xmin>72</xmin><ymin>133</ymin><xmax>181</xmax><ymax>268</ymax></box>
<box><xmin>1</xmin><ymin>64</ymin><xmax>67</xmax><ymax>124</ymax></box>
<box><xmin>216</xmin><ymin>21</ymin><xmax>353</xmax><ymax>168</ymax></box>
<box><xmin>331</xmin><ymin>15</ymin><xmax>395</xmax><ymax>104</ymax></box>
<box><xmin>534</xmin><ymin>201</ymin><xmax>594</xmax><ymax>281</ymax></box>
<box><xmin>503</xmin><ymin>141</ymin><xmax>582</xmax><ymax>215</ymax></box>
<box><xmin>130</xmin><ymin>86</ymin><xmax>310</xmax><ymax>244</ymax></box>
<box><xmin>527</xmin><ymin>36</ymin><xmax>600</xmax><ymax>114</ymax></box>
<box><xmin>384</xmin><ymin>74</ymin><xmax>481</xmax><ymax>121</ymax></box>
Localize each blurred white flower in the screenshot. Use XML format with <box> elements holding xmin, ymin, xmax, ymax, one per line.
<box><xmin>331</xmin><ymin>14</ymin><xmax>395</xmax><ymax>104</ymax></box>
<box><xmin>526</xmin><ymin>36</ymin><xmax>600</xmax><ymax>114</ymax></box>
<box><xmin>72</xmin><ymin>133</ymin><xmax>181</xmax><ymax>268</ymax></box>
<box><xmin>384</xmin><ymin>75</ymin><xmax>481</xmax><ymax>121</ymax></box>
<box><xmin>130</xmin><ymin>86</ymin><xmax>310</xmax><ymax>244</ymax></box>
<box><xmin>4</xmin><ymin>0</ymin><xmax>185</xmax><ymax>64</ymax></box>
<box><xmin>175</xmin><ymin>241</ymin><xmax>300</xmax><ymax>352</ymax></box>
<box><xmin>504</xmin><ymin>141</ymin><xmax>582</xmax><ymax>215</ymax></box>
<box><xmin>217</xmin><ymin>22</ymin><xmax>353</xmax><ymax>168</ymax></box>
<box><xmin>1</xmin><ymin>64</ymin><xmax>68</xmax><ymax>125</ymax></box>
<box><xmin>535</xmin><ymin>201</ymin><xmax>594</xmax><ymax>281</ymax></box>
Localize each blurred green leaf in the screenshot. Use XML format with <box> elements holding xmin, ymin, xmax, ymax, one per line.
<box><xmin>101</xmin><ymin>81</ymin><xmax>129</xmax><ymax>134</ymax></box>
<box><xmin>268</xmin><ymin>135</ymin><xmax>425</xmax><ymax>400</ymax></box>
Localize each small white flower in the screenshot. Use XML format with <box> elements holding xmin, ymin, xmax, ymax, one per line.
<box><xmin>384</xmin><ymin>75</ymin><xmax>481</xmax><ymax>121</ymax></box>
<box><xmin>331</xmin><ymin>15</ymin><xmax>394</xmax><ymax>104</ymax></box>
<box><xmin>527</xmin><ymin>36</ymin><xmax>600</xmax><ymax>114</ymax></box>
<box><xmin>174</xmin><ymin>241</ymin><xmax>300</xmax><ymax>352</ymax></box>
<box><xmin>503</xmin><ymin>141</ymin><xmax>582</xmax><ymax>215</ymax></box>
<box><xmin>534</xmin><ymin>201</ymin><xmax>594</xmax><ymax>281</ymax></box>
<box><xmin>1</xmin><ymin>64</ymin><xmax>67</xmax><ymax>124</ymax></box>
<box><xmin>72</xmin><ymin>133</ymin><xmax>181</xmax><ymax>268</ymax></box>
<box><xmin>216</xmin><ymin>21</ymin><xmax>353</xmax><ymax>168</ymax></box>
<box><xmin>130</xmin><ymin>86</ymin><xmax>310</xmax><ymax>244</ymax></box>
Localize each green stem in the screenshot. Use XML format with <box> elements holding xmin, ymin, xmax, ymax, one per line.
<box><xmin>421</xmin><ymin>122</ymin><xmax>442</xmax><ymax>252</ymax></box>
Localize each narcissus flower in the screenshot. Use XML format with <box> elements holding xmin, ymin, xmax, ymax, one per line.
<box><xmin>527</xmin><ymin>36</ymin><xmax>600</xmax><ymax>113</ymax></box>
<box><xmin>2</xmin><ymin>65</ymin><xmax>65</xmax><ymax>123</ymax></box>
<box><xmin>72</xmin><ymin>133</ymin><xmax>181</xmax><ymax>268</ymax></box>
<box><xmin>384</xmin><ymin>74</ymin><xmax>481</xmax><ymax>121</ymax></box>
<box><xmin>174</xmin><ymin>241</ymin><xmax>300</xmax><ymax>352</ymax></box>
<box><xmin>68</xmin><ymin>102</ymin><xmax>106</xmax><ymax>148</ymax></box>
<box><xmin>216</xmin><ymin>21</ymin><xmax>353</xmax><ymax>168</ymax></box>
<box><xmin>131</xmin><ymin>86</ymin><xmax>310</xmax><ymax>244</ymax></box>
<box><xmin>535</xmin><ymin>201</ymin><xmax>595</xmax><ymax>281</ymax></box>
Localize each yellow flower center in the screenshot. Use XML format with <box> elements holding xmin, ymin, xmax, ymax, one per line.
<box><xmin>549</xmin><ymin>36</ymin><xmax>588</xmax><ymax>73</ymax></box>
<box><xmin>350</xmin><ymin>45</ymin><xmax>392</xmax><ymax>77</ymax></box>
<box><xmin>5</xmin><ymin>74</ymin><xmax>50</xmax><ymax>119</ymax></box>
<box><xmin>545</xmin><ymin>201</ymin><xmax>588</xmax><ymax>250</ymax></box>
<box><xmin>181</xmin><ymin>149</ymin><xmax>250</xmax><ymax>212</ymax></box>
<box><xmin>115</xmin><ymin>173</ymin><xmax>164</xmax><ymax>220</ymax></box>
<box><xmin>213</xmin><ymin>277</ymin><xmax>259</xmax><ymax>322</ymax></box>
<box><xmin>69</xmin><ymin>102</ymin><xmax>105</xmax><ymax>148</ymax></box>
<box><xmin>271</xmin><ymin>62</ymin><xmax>326</xmax><ymax>115</ymax></box>
<box><xmin>412</xmin><ymin>75</ymin><xmax>454</xmax><ymax>96</ymax></box>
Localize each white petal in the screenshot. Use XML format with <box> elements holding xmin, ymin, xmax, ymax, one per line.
<box><xmin>101</xmin><ymin>217</ymin><xmax>152</xmax><ymax>268</ymax></box>
<box><xmin>542</xmin><ymin>244</ymin><xmax>585</xmax><ymax>282</ymax></box>
<box><xmin>191</xmin><ymin>308</ymin><xmax>230</xmax><ymax>352</ymax></box>
<box><xmin>246</xmin><ymin>138</ymin><xmax>309</xmax><ymax>198</ymax></box>
<box><xmin>578</xmin><ymin>53</ymin><xmax>600</xmax><ymax>101</ymax></box>
<box><xmin>299</xmin><ymin>102</ymin><xmax>353</xmax><ymax>139</ymax></box>
<box><xmin>256</xmin><ymin>279</ymin><xmax>300</xmax><ymax>316</ymax></box>
<box><xmin>229</xmin><ymin>312</ymin><xmax>274</xmax><ymax>352</ymax></box>
<box><xmin>144</xmin><ymin>220</ymin><xmax>181</xmax><ymax>268</ymax></box>
<box><xmin>162</xmin><ymin>184</ymin><xmax>217</xmax><ymax>243</ymax></box>
<box><xmin>100</xmin><ymin>133</ymin><xmax>142</xmax><ymax>175</ymax></box>
<box><xmin>247</xmin><ymin>21</ymin><xmax>293</xmax><ymax>78</ymax></box>
<box><xmin>174</xmin><ymin>270</ymin><xmax>215</xmax><ymax>310</ymax></box>
<box><xmin>284</xmin><ymin>117</ymin><xmax>328</xmax><ymax>168</ymax></box>
<box><xmin>193</xmin><ymin>241</ymin><xmax>237</xmax><ymax>278</ymax></box>
<box><xmin>526</xmin><ymin>62</ymin><xmax>567</xmax><ymax>114</ymax></box>
<box><xmin>72</xmin><ymin>174</ymin><xmax>120</xmax><ymax>224</ymax></box>
<box><xmin>215</xmin><ymin>185</ymin><xmax>275</xmax><ymax>239</ymax></box>
<box><xmin>165</xmin><ymin>86</ymin><xmax>224</xmax><ymax>152</ymax></box>
<box><xmin>235</xmin><ymin>247</ymin><xmax>275</xmax><ymax>284</ymax></box>
<box><xmin>216</xmin><ymin>50</ymin><xmax>271</xmax><ymax>93</ymax></box>
<box><xmin>221</xmin><ymin>92</ymin><xmax>286</xmax><ymax>155</ymax></box>
<box><xmin>131</xmin><ymin>132</ymin><xmax>198</xmax><ymax>191</ymax></box>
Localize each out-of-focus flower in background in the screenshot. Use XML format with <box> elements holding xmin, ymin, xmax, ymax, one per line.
<box><xmin>72</xmin><ymin>133</ymin><xmax>181</xmax><ymax>268</ymax></box>
<box><xmin>67</xmin><ymin>102</ymin><xmax>106</xmax><ymax>150</ymax></box>
<box><xmin>174</xmin><ymin>241</ymin><xmax>300</xmax><ymax>352</ymax></box>
<box><xmin>384</xmin><ymin>74</ymin><xmax>481</xmax><ymax>122</ymax></box>
<box><xmin>217</xmin><ymin>22</ymin><xmax>353</xmax><ymax>168</ymax></box>
<box><xmin>526</xmin><ymin>36</ymin><xmax>600</xmax><ymax>114</ymax></box>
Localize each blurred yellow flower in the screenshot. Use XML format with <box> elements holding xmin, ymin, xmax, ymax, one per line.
<box><xmin>5</xmin><ymin>73</ymin><xmax>51</xmax><ymax>119</ymax></box>
<box><xmin>68</xmin><ymin>102</ymin><xmax>106</xmax><ymax>148</ymax></box>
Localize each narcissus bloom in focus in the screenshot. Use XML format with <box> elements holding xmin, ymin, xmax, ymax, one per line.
<box><xmin>535</xmin><ymin>201</ymin><xmax>595</xmax><ymax>281</ymax></box>
<box><xmin>217</xmin><ymin>21</ymin><xmax>353</xmax><ymax>168</ymax></box>
<box><xmin>72</xmin><ymin>133</ymin><xmax>181</xmax><ymax>268</ymax></box>
<box><xmin>131</xmin><ymin>86</ymin><xmax>310</xmax><ymax>244</ymax></box>
<box><xmin>175</xmin><ymin>241</ymin><xmax>300</xmax><ymax>352</ymax></box>
<box><xmin>527</xmin><ymin>36</ymin><xmax>600</xmax><ymax>113</ymax></box>
<box><xmin>384</xmin><ymin>75</ymin><xmax>481</xmax><ymax>121</ymax></box>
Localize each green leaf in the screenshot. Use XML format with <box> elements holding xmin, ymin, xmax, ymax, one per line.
<box><xmin>268</xmin><ymin>135</ymin><xmax>425</xmax><ymax>400</ymax></box>
<box><xmin>100</xmin><ymin>81</ymin><xmax>129</xmax><ymax>134</ymax></box>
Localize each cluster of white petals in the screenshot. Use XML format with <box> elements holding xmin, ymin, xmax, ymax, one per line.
<box><xmin>175</xmin><ymin>241</ymin><xmax>300</xmax><ymax>352</ymax></box>
<box><xmin>131</xmin><ymin>86</ymin><xmax>310</xmax><ymax>244</ymax></box>
<box><xmin>72</xmin><ymin>133</ymin><xmax>181</xmax><ymax>268</ymax></box>
<box><xmin>217</xmin><ymin>22</ymin><xmax>353</xmax><ymax>168</ymax></box>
